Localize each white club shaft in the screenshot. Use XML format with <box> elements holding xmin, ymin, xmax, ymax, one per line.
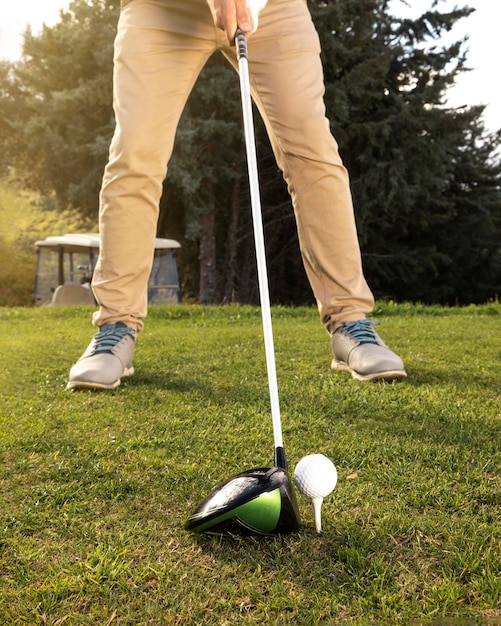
<box><xmin>237</xmin><ymin>33</ymin><xmax>283</xmax><ymax>451</ymax></box>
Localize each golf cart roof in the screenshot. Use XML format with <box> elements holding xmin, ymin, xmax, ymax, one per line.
<box><xmin>35</xmin><ymin>233</ymin><xmax>181</xmax><ymax>253</ymax></box>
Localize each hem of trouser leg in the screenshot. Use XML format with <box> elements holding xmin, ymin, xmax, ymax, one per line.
<box><xmin>91</xmin><ymin>310</ymin><xmax>143</xmax><ymax>333</ymax></box>
<box><xmin>328</xmin><ymin>314</ymin><xmax>367</xmax><ymax>334</ymax></box>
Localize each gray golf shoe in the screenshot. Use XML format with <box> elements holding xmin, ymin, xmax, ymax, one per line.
<box><xmin>331</xmin><ymin>319</ymin><xmax>406</xmax><ymax>382</ymax></box>
<box><xmin>67</xmin><ymin>322</ymin><xmax>136</xmax><ymax>390</ymax></box>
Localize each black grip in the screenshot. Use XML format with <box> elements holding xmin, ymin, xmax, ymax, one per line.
<box><xmin>235</xmin><ymin>28</ymin><xmax>248</xmax><ymax>60</ymax></box>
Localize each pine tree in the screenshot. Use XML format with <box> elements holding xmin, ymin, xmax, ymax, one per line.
<box><xmin>1</xmin><ymin>0</ymin><xmax>119</xmax><ymax>215</ymax></box>
<box><xmin>308</xmin><ymin>0</ymin><xmax>501</xmax><ymax>303</ymax></box>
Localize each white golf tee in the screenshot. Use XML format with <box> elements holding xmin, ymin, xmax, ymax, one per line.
<box><xmin>312</xmin><ymin>497</ymin><xmax>323</xmax><ymax>533</ymax></box>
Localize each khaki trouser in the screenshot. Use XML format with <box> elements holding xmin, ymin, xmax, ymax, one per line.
<box><xmin>92</xmin><ymin>0</ymin><xmax>374</xmax><ymax>332</ymax></box>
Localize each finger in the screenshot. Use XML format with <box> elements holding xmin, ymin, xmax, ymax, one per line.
<box><xmin>222</xmin><ymin>2</ymin><xmax>252</xmax><ymax>44</ymax></box>
<box><xmin>235</xmin><ymin>0</ymin><xmax>252</xmax><ymax>34</ymax></box>
<box><xmin>210</xmin><ymin>0</ymin><xmax>253</xmax><ymax>44</ymax></box>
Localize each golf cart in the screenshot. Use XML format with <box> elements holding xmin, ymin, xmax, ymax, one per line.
<box><xmin>34</xmin><ymin>233</ymin><xmax>181</xmax><ymax>306</ymax></box>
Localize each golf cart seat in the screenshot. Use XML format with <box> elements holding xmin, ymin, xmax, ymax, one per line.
<box><xmin>49</xmin><ymin>284</ymin><xmax>96</xmax><ymax>306</ymax></box>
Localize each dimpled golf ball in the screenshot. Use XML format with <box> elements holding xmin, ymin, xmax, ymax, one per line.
<box><xmin>294</xmin><ymin>454</ymin><xmax>338</xmax><ymax>499</ymax></box>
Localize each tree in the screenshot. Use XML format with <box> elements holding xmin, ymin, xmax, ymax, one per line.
<box><xmin>309</xmin><ymin>0</ymin><xmax>501</xmax><ymax>303</ymax></box>
<box><xmin>0</xmin><ymin>0</ymin><xmax>119</xmax><ymax>215</ymax></box>
<box><xmin>0</xmin><ymin>61</ymin><xmax>27</xmax><ymax>177</ymax></box>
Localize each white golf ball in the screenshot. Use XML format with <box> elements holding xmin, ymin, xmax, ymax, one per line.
<box><xmin>294</xmin><ymin>454</ymin><xmax>338</xmax><ymax>499</ymax></box>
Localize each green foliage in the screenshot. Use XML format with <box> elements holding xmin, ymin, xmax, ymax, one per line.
<box><xmin>0</xmin><ymin>175</ymin><xmax>91</xmax><ymax>305</ymax></box>
<box><xmin>309</xmin><ymin>0</ymin><xmax>501</xmax><ymax>303</ymax></box>
<box><xmin>0</xmin><ymin>243</ymin><xmax>34</xmax><ymax>306</ymax></box>
<box><xmin>0</xmin><ymin>0</ymin><xmax>119</xmax><ymax>216</ymax></box>
<box><xmin>0</xmin><ymin>304</ymin><xmax>500</xmax><ymax>623</ymax></box>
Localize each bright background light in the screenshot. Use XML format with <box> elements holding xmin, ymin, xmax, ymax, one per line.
<box><xmin>0</xmin><ymin>0</ymin><xmax>499</xmax><ymax>132</ymax></box>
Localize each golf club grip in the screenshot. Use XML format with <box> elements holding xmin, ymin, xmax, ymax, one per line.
<box><xmin>235</xmin><ymin>28</ymin><xmax>248</xmax><ymax>59</ymax></box>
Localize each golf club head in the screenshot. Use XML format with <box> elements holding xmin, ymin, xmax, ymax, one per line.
<box><xmin>185</xmin><ymin>466</ymin><xmax>301</xmax><ymax>535</ymax></box>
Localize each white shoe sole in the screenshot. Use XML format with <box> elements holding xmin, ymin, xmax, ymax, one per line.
<box><xmin>66</xmin><ymin>366</ymin><xmax>134</xmax><ymax>390</ymax></box>
<box><xmin>331</xmin><ymin>359</ymin><xmax>406</xmax><ymax>382</ymax></box>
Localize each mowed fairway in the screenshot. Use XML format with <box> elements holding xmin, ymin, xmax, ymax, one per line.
<box><xmin>0</xmin><ymin>303</ymin><xmax>500</xmax><ymax>624</ymax></box>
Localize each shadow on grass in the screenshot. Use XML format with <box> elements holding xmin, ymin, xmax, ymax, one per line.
<box><xmin>404</xmin><ymin>364</ymin><xmax>500</xmax><ymax>394</ymax></box>
<box><xmin>128</xmin><ymin>371</ymin><xmax>202</xmax><ymax>393</ymax></box>
<box><xmin>127</xmin><ymin>365</ymin><xmax>276</xmax><ymax>408</ymax></box>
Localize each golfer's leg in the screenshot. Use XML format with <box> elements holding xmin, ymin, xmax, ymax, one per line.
<box><xmin>223</xmin><ymin>0</ymin><xmax>374</xmax><ymax>331</ymax></box>
<box><xmin>92</xmin><ymin>0</ymin><xmax>216</xmax><ymax>331</ymax></box>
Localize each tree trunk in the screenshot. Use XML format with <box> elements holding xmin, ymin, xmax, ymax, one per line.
<box><xmin>198</xmin><ymin>205</ymin><xmax>216</xmax><ymax>304</ymax></box>
<box><xmin>221</xmin><ymin>176</ymin><xmax>242</xmax><ymax>303</ymax></box>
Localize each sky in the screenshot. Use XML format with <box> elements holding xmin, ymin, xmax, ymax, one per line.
<box><xmin>0</xmin><ymin>0</ymin><xmax>499</xmax><ymax>132</ymax></box>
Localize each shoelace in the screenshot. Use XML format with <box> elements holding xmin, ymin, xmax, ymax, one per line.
<box><xmin>341</xmin><ymin>319</ymin><xmax>381</xmax><ymax>345</ymax></box>
<box><xmin>92</xmin><ymin>323</ymin><xmax>136</xmax><ymax>355</ymax></box>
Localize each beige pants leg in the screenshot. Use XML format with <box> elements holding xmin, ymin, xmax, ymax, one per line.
<box><xmin>92</xmin><ymin>0</ymin><xmax>220</xmax><ymax>331</ymax></box>
<box><xmin>227</xmin><ymin>0</ymin><xmax>374</xmax><ymax>331</ymax></box>
<box><xmin>93</xmin><ymin>0</ymin><xmax>374</xmax><ymax>333</ymax></box>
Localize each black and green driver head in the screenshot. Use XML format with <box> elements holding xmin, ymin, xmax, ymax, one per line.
<box><xmin>185</xmin><ymin>466</ymin><xmax>301</xmax><ymax>535</ymax></box>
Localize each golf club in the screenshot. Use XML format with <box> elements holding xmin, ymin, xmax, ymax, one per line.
<box><xmin>184</xmin><ymin>30</ymin><xmax>301</xmax><ymax>535</ymax></box>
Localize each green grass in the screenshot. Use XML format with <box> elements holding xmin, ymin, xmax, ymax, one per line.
<box><xmin>0</xmin><ymin>303</ymin><xmax>500</xmax><ymax>624</ymax></box>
